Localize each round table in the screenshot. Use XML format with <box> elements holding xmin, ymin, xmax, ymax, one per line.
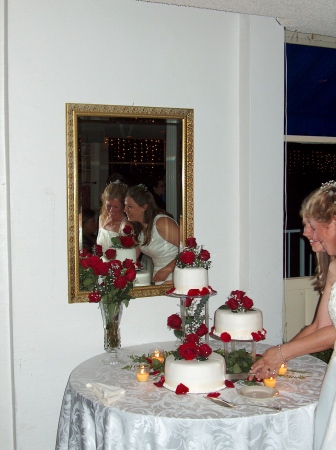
<box><xmin>56</xmin><ymin>341</ymin><xmax>327</xmax><ymax>450</ymax></box>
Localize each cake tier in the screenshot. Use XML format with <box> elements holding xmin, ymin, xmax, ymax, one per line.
<box><xmin>213</xmin><ymin>308</ymin><xmax>263</xmax><ymax>340</ymax></box>
<box><xmin>134</xmin><ymin>270</ymin><xmax>151</xmax><ymax>287</ymax></box>
<box><xmin>164</xmin><ymin>353</ymin><xmax>226</xmax><ymax>394</ymax></box>
<box><xmin>115</xmin><ymin>248</ymin><xmax>136</xmax><ymax>263</ymax></box>
<box><xmin>173</xmin><ymin>267</ymin><xmax>209</xmax><ymax>295</ymax></box>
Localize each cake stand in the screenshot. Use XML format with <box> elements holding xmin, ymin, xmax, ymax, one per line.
<box><xmin>166</xmin><ymin>292</ymin><xmax>217</xmax><ymax>346</ymax></box>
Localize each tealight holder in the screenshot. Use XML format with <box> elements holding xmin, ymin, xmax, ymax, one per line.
<box><xmin>149</xmin><ymin>347</ymin><xmax>165</xmax><ymax>363</ymax></box>
<box><xmin>136</xmin><ymin>363</ymin><xmax>150</xmax><ymax>382</ymax></box>
<box><xmin>263</xmin><ymin>377</ymin><xmax>277</xmax><ymax>388</ymax></box>
<box><xmin>278</xmin><ymin>363</ymin><xmax>288</xmax><ymax>376</ymax></box>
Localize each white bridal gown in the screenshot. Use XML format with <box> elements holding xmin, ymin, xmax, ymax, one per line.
<box><xmin>314</xmin><ymin>282</ymin><xmax>336</xmax><ymax>449</ymax></box>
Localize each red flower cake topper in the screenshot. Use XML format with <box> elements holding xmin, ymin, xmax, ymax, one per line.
<box><xmin>225</xmin><ymin>289</ymin><xmax>254</xmax><ymax>312</ymax></box>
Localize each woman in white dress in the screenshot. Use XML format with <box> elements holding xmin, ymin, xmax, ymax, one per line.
<box><xmin>124</xmin><ymin>184</ymin><xmax>180</xmax><ymax>284</ymax></box>
<box><xmin>96</xmin><ymin>181</ymin><xmax>129</xmax><ymax>254</ymax></box>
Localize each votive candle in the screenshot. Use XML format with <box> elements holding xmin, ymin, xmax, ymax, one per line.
<box><xmin>149</xmin><ymin>347</ymin><xmax>165</xmax><ymax>363</ymax></box>
<box><xmin>278</xmin><ymin>363</ymin><xmax>287</xmax><ymax>376</ymax></box>
<box><xmin>263</xmin><ymin>377</ymin><xmax>277</xmax><ymax>388</ymax></box>
<box><xmin>136</xmin><ymin>364</ymin><xmax>150</xmax><ymax>382</ymax></box>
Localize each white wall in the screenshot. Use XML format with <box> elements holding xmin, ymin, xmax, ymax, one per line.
<box><xmin>0</xmin><ymin>0</ymin><xmax>284</xmax><ymax>448</ymax></box>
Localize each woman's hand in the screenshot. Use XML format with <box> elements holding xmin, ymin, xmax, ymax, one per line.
<box><xmin>249</xmin><ymin>346</ymin><xmax>282</xmax><ymax>380</ymax></box>
<box><xmin>152</xmin><ymin>264</ymin><xmax>174</xmax><ymax>283</ymax></box>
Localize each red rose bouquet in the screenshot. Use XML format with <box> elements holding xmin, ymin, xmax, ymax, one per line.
<box><xmin>225</xmin><ymin>290</ymin><xmax>254</xmax><ymax>313</ymax></box>
<box><xmin>79</xmin><ymin>246</ymin><xmax>136</xmax><ymax>307</ymax></box>
<box><xmin>110</xmin><ymin>225</ymin><xmax>138</xmax><ymax>249</ymax></box>
<box><xmin>175</xmin><ymin>237</ymin><xmax>211</xmax><ymax>269</ymax></box>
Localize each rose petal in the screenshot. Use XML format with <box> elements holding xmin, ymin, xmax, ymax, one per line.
<box><xmin>175</xmin><ymin>383</ymin><xmax>189</xmax><ymax>395</ymax></box>
<box><xmin>225</xmin><ymin>380</ymin><xmax>235</xmax><ymax>388</ymax></box>
<box><xmin>207</xmin><ymin>392</ymin><xmax>221</xmax><ymax>398</ymax></box>
<box><xmin>153</xmin><ymin>376</ymin><xmax>165</xmax><ymax>387</ymax></box>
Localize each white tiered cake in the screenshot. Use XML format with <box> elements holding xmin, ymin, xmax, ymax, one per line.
<box><xmin>173</xmin><ymin>267</ymin><xmax>209</xmax><ymax>295</ymax></box>
<box><xmin>213</xmin><ymin>308</ymin><xmax>263</xmax><ymax>340</ymax></box>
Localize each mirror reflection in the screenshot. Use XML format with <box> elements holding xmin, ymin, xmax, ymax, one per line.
<box><xmin>67</xmin><ymin>104</ymin><xmax>194</xmax><ymax>302</ymax></box>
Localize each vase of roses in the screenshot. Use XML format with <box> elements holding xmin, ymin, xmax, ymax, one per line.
<box><xmin>79</xmin><ymin>247</ymin><xmax>136</xmax><ymax>365</ymax></box>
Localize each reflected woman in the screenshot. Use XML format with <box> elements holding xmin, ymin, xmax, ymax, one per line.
<box><xmin>97</xmin><ymin>181</ymin><xmax>128</xmax><ymax>254</ymax></box>
<box><xmin>124</xmin><ymin>184</ymin><xmax>180</xmax><ymax>284</ymax></box>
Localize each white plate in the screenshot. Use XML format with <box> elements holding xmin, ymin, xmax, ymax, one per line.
<box><xmin>238</xmin><ymin>386</ymin><xmax>279</xmax><ymax>399</ymax></box>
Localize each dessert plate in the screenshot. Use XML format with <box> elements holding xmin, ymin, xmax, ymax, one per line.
<box><xmin>238</xmin><ymin>386</ymin><xmax>279</xmax><ymax>399</ymax></box>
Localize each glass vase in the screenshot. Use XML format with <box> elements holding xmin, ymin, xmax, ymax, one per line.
<box><xmin>100</xmin><ymin>301</ymin><xmax>123</xmax><ymax>365</ymax></box>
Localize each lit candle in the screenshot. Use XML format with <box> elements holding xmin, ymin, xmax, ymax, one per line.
<box><xmin>136</xmin><ymin>364</ymin><xmax>150</xmax><ymax>382</ymax></box>
<box><xmin>149</xmin><ymin>347</ymin><xmax>165</xmax><ymax>363</ymax></box>
<box><xmin>278</xmin><ymin>363</ymin><xmax>287</xmax><ymax>376</ymax></box>
<box><xmin>263</xmin><ymin>377</ymin><xmax>277</xmax><ymax>388</ymax></box>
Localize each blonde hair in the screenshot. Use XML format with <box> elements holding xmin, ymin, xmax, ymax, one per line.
<box><xmin>100</xmin><ymin>181</ymin><xmax>128</xmax><ymax>224</ymax></box>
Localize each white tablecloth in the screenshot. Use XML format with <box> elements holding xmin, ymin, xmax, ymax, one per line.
<box><xmin>55</xmin><ymin>341</ymin><xmax>327</xmax><ymax>450</ymax></box>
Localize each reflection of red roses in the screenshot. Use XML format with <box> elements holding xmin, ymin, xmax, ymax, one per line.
<box><xmin>114</xmin><ymin>276</ymin><xmax>128</xmax><ymax>289</ymax></box>
<box><xmin>242</xmin><ymin>296</ymin><xmax>253</xmax><ymax>310</ymax></box>
<box><xmin>88</xmin><ymin>291</ymin><xmax>101</xmax><ymax>303</ymax></box>
<box><xmin>93</xmin><ymin>244</ymin><xmax>103</xmax><ymax>256</ymax></box>
<box><xmin>120</xmin><ymin>235</ymin><xmax>135</xmax><ymax>248</ymax></box>
<box><xmin>123</xmin><ymin>258</ymin><xmax>134</xmax><ymax>269</ymax></box>
<box><xmin>198</xmin><ymin>343</ymin><xmax>212</xmax><ymax>358</ymax></box>
<box><xmin>220</xmin><ymin>332</ymin><xmax>231</xmax><ymax>343</ymax></box>
<box><xmin>180</xmin><ymin>251</ymin><xmax>196</xmax><ymax>265</ymax></box>
<box><xmin>196</xmin><ymin>324</ymin><xmax>208</xmax><ymax>337</ymax></box>
<box><xmin>94</xmin><ymin>261</ymin><xmax>110</xmax><ymax>276</ymax></box>
<box><xmin>199</xmin><ymin>249</ymin><xmax>210</xmax><ymax>261</ymax></box>
<box><xmin>123</xmin><ymin>225</ymin><xmax>133</xmax><ymax>235</ymax></box>
<box><xmin>175</xmin><ymin>383</ymin><xmax>189</xmax><ymax>395</ymax></box>
<box><xmin>226</xmin><ymin>298</ymin><xmax>239</xmax><ymax>310</ymax></box>
<box><xmin>105</xmin><ymin>248</ymin><xmax>117</xmax><ymax>260</ymax></box>
<box><xmin>179</xmin><ymin>342</ymin><xmax>198</xmax><ymax>360</ymax></box>
<box><xmin>167</xmin><ymin>314</ymin><xmax>182</xmax><ymax>330</ymax></box>
<box><xmin>186</xmin><ymin>237</ymin><xmax>197</xmax><ymax>248</ymax></box>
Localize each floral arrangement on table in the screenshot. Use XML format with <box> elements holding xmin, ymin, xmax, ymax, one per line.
<box><xmin>167</xmin><ymin>296</ymin><xmax>213</xmax><ymax>361</ymax></box>
<box><xmin>216</xmin><ymin>289</ymin><xmax>267</xmax><ymax>343</ymax></box>
<box><xmin>175</xmin><ymin>237</ymin><xmax>211</xmax><ymax>269</ymax></box>
<box><xmin>110</xmin><ymin>225</ymin><xmax>138</xmax><ymax>249</ymax></box>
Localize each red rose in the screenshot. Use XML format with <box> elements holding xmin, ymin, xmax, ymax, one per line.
<box><xmin>225</xmin><ymin>380</ymin><xmax>235</xmax><ymax>388</ymax></box>
<box><xmin>79</xmin><ymin>248</ymin><xmax>88</xmax><ymax>257</ymax></box>
<box><xmin>175</xmin><ymin>383</ymin><xmax>189</xmax><ymax>395</ymax></box>
<box><xmin>167</xmin><ymin>314</ymin><xmax>182</xmax><ymax>330</ymax></box>
<box><xmin>88</xmin><ymin>291</ymin><xmax>101</xmax><ymax>303</ymax></box>
<box><xmin>209</xmin><ymin>286</ymin><xmax>217</xmax><ymax>293</ymax></box>
<box><xmin>113</xmin><ymin>275</ymin><xmax>128</xmax><ymax>289</ymax></box>
<box><xmin>220</xmin><ymin>332</ymin><xmax>231</xmax><ymax>343</ymax></box>
<box><xmin>111</xmin><ymin>260</ymin><xmax>123</xmax><ymax>269</ymax></box>
<box><xmin>123</xmin><ymin>225</ymin><xmax>133</xmax><ymax>235</ymax></box>
<box><xmin>199</xmin><ymin>287</ymin><xmax>210</xmax><ymax>296</ymax></box>
<box><xmin>87</xmin><ymin>255</ymin><xmax>101</xmax><ymax>269</ymax></box>
<box><xmin>198</xmin><ymin>343</ymin><xmax>212</xmax><ymax>358</ymax></box>
<box><xmin>196</xmin><ymin>323</ymin><xmax>208</xmax><ymax>337</ymax></box>
<box><xmin>186</xmin><ymin>237</ymin><xmax>197</xmax><ymax>248</ymax></box>
<box><xmin>178</xmin><ymin>342</ymin><xmax>198</xmax><ymax>360</ymax></box>
<box><xmin>80</xmin><ymin>258</ymin><xmax>90</xmax><ymax>269</ymax></box>
<box><xmin>180</xmin><ymin>251</ymin><xmax>196</xmax><ymax>265</ymax></box>
<box><xmin>251</xmin><ymin>332</ymin><xmax>262</xmax><ymax>342</ymax></box>
<box><xmin>242</xmin><ymin>296</ymin><xmax>253</xmax><ymax>310</ymax></box>
<box><xmin>94</xmin><ymin>261</ymin><xmax>110</xmax><ymax>276</ymax></box>
<box><xmin>185</xmin><ymin>333</ymin><xmax>199</xmax><ymax>344</ymax></box>
<box><xmin>199</xmin><ymin>249</ymin><xmax>210</xmax><ymax>261</ymax></box>
<box><xmin>207</xmin><ymin>392</ymin><xmax>220</xmax><ymax>398</ymax></box>
<box><xmin>120</xmin><ymin>235</ymin><xmax>135</xmax><ymax>248</ymax></box>
<box><xmin>226</xmin><ymin>298</ymin><xmax>239</xmax><ymax>310</ymax></box>
<box><xmin>231</xmin><ymin>290</ymin><xmax>246</xmax><ymax>300</ymax></box>
<box><xmin>154</xmin><ymin>376</ymin><xmax>165</xmax><ymax>388</ymax></box>
<box><xmin>187</xmin><ymin>289</ymin><xmax>200</xmax><ymax>296</ymax></box>
<box><xmin>92</xmin><ymin>244</ymin><xmax>103</xmax><ymax>256</ymax></box>
<box><xmin>123</xmin><ymin>258</ymin><xmax>134</xmax><ymax>269</ymax></box>
<box><xmin>185</xmin><ymin>297</ymin><xmax>194</xmax><ymax>307</ymax></box>
<box><xmin>112</xmin><ymin>266</ymin><xmax>122</xmax><ymax>278</ymax></box>
<box><xmin>125</xmin><ymin>267</ymin><xmax>136</xmax><ymax>282</ymax></box>
<box><xmin>105</xmin><ymin>248</ymin><xmax>117</xmax><ymax>260</ymax></box>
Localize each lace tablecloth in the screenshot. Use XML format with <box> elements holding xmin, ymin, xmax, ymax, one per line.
<box><xmin>55</xmin><ymin>341</ymin><xmax>327</xmax><ymax>450</ymax></box>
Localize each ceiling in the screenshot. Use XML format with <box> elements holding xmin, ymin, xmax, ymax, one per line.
<box><xmin>139</xmin><ymin>0</ymin><xmax>336</xmax><ymax>38</ymax></box>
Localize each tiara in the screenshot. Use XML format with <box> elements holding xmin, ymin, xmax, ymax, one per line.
<box><xmin>320</xmin><ymin>180</ymin><xmax>336</xmax><ymax>190</ymax></box>
<box><xmin>106</xmin><ymin>180</ymin><xmax>127</xmax><ymax>188</ymax></box>
<box><xmin>137</xmin><ymin>183</ymin><xmax>148</xmax><ymax>191</ymax></box>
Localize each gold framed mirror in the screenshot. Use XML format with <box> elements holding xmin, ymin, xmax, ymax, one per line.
<box><xmin>67</xmin><ymin>103</ymin><xmax>194</xmax><ymax>303</ymax></box>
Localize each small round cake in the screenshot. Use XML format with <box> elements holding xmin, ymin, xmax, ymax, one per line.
<box><xmin>173</xmin><ymin>267</ymin><xmax>208</xmax><ymax>295</ymax></box>
<box><xmin>134</xmin><ymin>270</ymin><xmax>151</xmax><ymax>287</ymax></box>
<box><xmin>115</xmin><ymin>247</ymin><xmax>136</xmax><ymax>263</ymax></box>
<box><xmin>164</xmin><ymin>353</ymin><xmax>226</xmax><ymax>394</ymax></box>
<box><xmin>213</xmin><ymin>308</ymin><xmax>263</xmax><ymax>340</ymax></box>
